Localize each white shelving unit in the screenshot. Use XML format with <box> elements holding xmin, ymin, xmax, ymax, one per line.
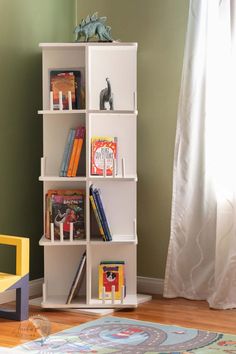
<box><xmin>39</xmin><ymin>42</ymin><xmax>139</xmax><ymax>309</ymax></box>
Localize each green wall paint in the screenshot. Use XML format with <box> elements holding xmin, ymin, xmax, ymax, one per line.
<box><xmin>0</xmin><ymin>0</ymin><xmax>75</xmax><ymax>279</ymax></box>
<box><xmin>77</xmin><ymin>0</ymin><xmax>189</xmax><ymax>278</ymax></box>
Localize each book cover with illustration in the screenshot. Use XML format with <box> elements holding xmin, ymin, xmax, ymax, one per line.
<box><xmin>98</xmin><ymin>262</ymin><xmax>125</xmax><ymax>300</ymax></box>
<box><xmin>91</xmin><ymin>137</ymin><xmax>117</xmax><ymax>176</ymax></box>
<box><xmin>50</xmin><ymin>70</ymin><xmax>81</xmax><ymax>110</ymax></box>
<box><xmin>45</xmin><ymin>190</ymin><xmax>85</xmax><ymax>240</ymax></box>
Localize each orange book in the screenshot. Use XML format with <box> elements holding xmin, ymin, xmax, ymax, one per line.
<box><xmin>67</xmin><ymin>127</ymin><xmax>80</xmax><ymax>177</ymax></box>
<box><xmin>72</xmin><ymin>127</ymin><xmax>85</xmax><ymax>177</ymax></box>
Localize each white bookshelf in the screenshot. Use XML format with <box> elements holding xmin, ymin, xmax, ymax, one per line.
<box><xmin>39</xmin><ymin>42</ymin><xmax>138</xmax><ymax>309</ymax></box>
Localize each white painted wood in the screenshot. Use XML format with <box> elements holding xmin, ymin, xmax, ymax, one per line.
<box><xmin>88</xmin><ymin>46</ymin><xmax>137</xmax><ymax>110</ymax></box>
<box><xmin>68</xmin><ymin>91</ymin><xmax>72</xmax><ymax>110</ymax></box>
<box><xmin>39</xmin><ymin>43</ymin><xmax>138</xmax><ymax>309</ymax></box>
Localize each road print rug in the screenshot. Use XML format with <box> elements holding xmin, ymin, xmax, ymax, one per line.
<box><xmin>11</xmin><ymin>316</ymin><xmax>236</xmax><ymax>353</ymax></box>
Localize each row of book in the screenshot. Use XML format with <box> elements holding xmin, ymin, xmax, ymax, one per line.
<box><xmin>89</xmin><ymin>184</ymin><xmax>112</xmax><ymax>241</ymax></box>
<box><xmin>50</xmin><ymin>69</ymin><xmax>85</xmax><ymax>110</ymax></box>
<box><xmin>44</xmin><ymin>187</ymin><xmax>111</xmax><ymax>241</ymax></box>
<box><xmin>59</xmin><ymin>133</ymin><xmax>118</xmax><ymax>178</ymax></box>
<box><xmin>66</xmin><ymin>254</ymin><xmax>126</xmax><ymax>304</ymax></box>
<box><xmin>60</xmin><ymin>126</ymin><xmax>85</xmax><ymax>177</ymax></box>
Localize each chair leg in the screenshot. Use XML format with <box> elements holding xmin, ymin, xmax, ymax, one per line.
<box><xmin>0</xmin><ymin>274</ymin><xmax>29</xmax><ymax>321</ymax></box>
<box><xmin>16</xmin><ymin>274</ymin><xmax>29</xmax><ymax>321</ymax></box>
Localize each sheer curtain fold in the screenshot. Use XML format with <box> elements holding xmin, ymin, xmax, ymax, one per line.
<box><xmin>164</xmin><ymin>0</ymin><xmax>236</xmax><ymax>309</ymax></box>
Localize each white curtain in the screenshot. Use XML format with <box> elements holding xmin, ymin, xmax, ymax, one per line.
<box><xmin>164</xmin><ymin>0</ymin><xmax>236</xmax><ymax>309</ymax></box>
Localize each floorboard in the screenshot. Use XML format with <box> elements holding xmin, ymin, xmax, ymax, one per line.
<box><xmin>0</xmin><ymin>295</ymin><xmax>236</xmax><ymax>347</ymax></box>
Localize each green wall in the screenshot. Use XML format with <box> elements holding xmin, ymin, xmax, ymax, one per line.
<box><xmin>77</xmin><ymin>0</ymin><xmax>189</xmax><ymax>278</ymax></box>
<box><xmin>0</xmin><ymin>0</ymin><xmax>75</xmax><ymax>279</ymax></box>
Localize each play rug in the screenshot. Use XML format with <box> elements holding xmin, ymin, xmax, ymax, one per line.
<box><xmin>9</xmin><ymin>316</ymin><xmax>236</xmax><ymax>353</ymax></box>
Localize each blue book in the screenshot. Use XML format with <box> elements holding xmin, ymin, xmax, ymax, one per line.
<box><xmin>63</xmin><ymin>128</ymin><xmax>76</xmax><ymax>176</ymax></box>
<box><xmin>60</xmin><ymin>129</ymin><xmax>73</xmax><ymax>177</ymax></box>
<box><xmin>90</xmin><ymin>185</ymin><xmax>108</xmax><ymax>241</ymax></box>
<box><xmin>93</xmin><ymin>186</ymin><xmax>112</xmax><ymax>241</ymax></box>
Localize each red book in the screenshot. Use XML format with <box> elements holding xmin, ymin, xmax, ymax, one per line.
<box><xmin>91</xmin><ymin>137</ymin><xmax>117</xmax><ymax>176</ymax></box>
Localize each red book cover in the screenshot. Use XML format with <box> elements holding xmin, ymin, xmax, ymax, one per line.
<box><xmin>91</xmin><ymin>137</ymin><xmax>117</xmax><ymax>175</ymax></box>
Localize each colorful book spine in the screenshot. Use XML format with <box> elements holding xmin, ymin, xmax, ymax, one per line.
<box><xmin>72</xmin><ymin>127</ymin><xmax>85</xmax><ymax>177</ymax></box>
<box><xmin>93</xmin><ymin>187</ymin><xmax>112</xmax><ymax>241</ymax></box>
<box><xmin>59</xmin><ymin>129</ymin><xmax>74</xmax><ymax>177</ymax></box>
<box><xmin>67</xmin><ymin>127</ymin><xmax>81</xmax><ymax>177</ymax></box>
<box><xmin>89</xmin><ymin>185</ymin><xmax>110</xmax><ymax>241</ymax></box>
<box><xmin>63</xmin><ymin>128</ymin><xmax>76</xmax><ymax>177</ymax></box>
<box><xmin>89</xmin><ymin>194</ymin><xmax>106</xmax><ymax>241</ymax></box>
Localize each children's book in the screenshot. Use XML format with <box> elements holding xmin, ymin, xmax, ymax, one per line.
<box><xmin>91</xmin><ymin>136</ymin><xmax>117</xmax><ymax>176</ymax></box>
<box><xmin>72</xmin><ymin>127</ymin><xmax>85</xmax><ymax>177</ymax></box>
<box><xmin>98</xmin><ymin>261</ymin><xmax>126</xmax><ymax>300</ymax></box>
<box><xmin>89</xmin><ymin>194</ymin><xmax>106</xmax><ymax>241</ymax></box>
<box><xmin>45</xmin><ymin>189</ymin><xmax>85</xmax><ymax>240</ymax></box>
<box><xmin>66</xmin><ymin>251</ymin><xmax>86</xmax><ymax>304</ymax></box>
<box><xmin>50</xmin><ymin>70</ymin><xmax>81</xmax><ymax>110</ymax></box>
<box><xmin>59</xmin><ymin>128</ymin><xmax>76</xmax><ymax>177</ymax></box>
<box><xmin>89</xmin><ymin>185</ymin><xmax>112</xmax><ymax>241</ymax></box>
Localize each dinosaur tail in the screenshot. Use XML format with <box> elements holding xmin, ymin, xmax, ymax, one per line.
<box><xmin>101</xmin><ymin>26</ymin><xmax>113</xmax><ymax>41</ymax></box>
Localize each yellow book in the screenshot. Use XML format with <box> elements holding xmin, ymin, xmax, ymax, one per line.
<box><xmin>72</xmin><ymin>127</ymin><xmax>85</xmax><ymax>177</ymax></box>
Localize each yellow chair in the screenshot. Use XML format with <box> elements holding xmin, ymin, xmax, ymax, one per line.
<box><xmin>0</xmin><ymin>235</ymin><xmax>29</xmax><ymax>321</ymax></box>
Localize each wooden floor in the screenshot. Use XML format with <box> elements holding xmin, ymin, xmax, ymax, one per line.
<box><xmin>1</xmin><ymin>295</ymin><xmax>236</xmax><ymax>348</ymax></box>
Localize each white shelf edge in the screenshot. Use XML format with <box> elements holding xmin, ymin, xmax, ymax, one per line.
<box><xmin>39</xmin><ymin>235</ymin><xmax>87</xmax><ymax>246</ymax></box>
<box><xmin>39</xmin><ymin>236</ymin><xmax>137</xmax><ymax>246</ymax></box>
<box><xmin>89</xmin><ymin>109</ymin><xmax>138</xmax><ymax>115</ymax></box>
<box><xmin>38</xmin><ymin>176</ymin><xmax>137</xmax><ymax>182</ymax></box>
<box><xmin>39</xmin><ymin>176</ymin><xmax>87</xmax><ymax>182</ymax></box>
<box><xmin>90</xmin><ymin>240</ymin><xmax>137</xmax><ymax>245</ymax></box>
<box><xmin>38</xmin><ymin>109</ymin><xmax>137</xmax><ymax>115</ymax></box>
<box><xmin>38</xmin><ymin>109</ymin><xmax>86</xmax><ymax>115</ymax></box>
<box><xmin>39</xmin><ymin>42</ymin><xmax>137</xmax><ymax>48</ymax></box>
<box><xmin>40</xmin><ymin>294</ymin><xmax>137</xmax><ymax>309</ymax></box>
<box><xmin>89</xmin><ymin>175</ymin><xmax>138</xmax><ymax>182</ymax></box>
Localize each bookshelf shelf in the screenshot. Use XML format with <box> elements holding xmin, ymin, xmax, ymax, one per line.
<box><xmin>39</xmin><ymin>42</ymin><xmax>138</xmax><ymax>310</ymax></box>
<box><xmin>38</xmin><ymin>110</ymin><xmax>86</xmax><ymax>115</ymax></box>
<box><xmin>39</xmin><ymin>236</ymin><xmax>87</xmax><ymax>246</ymax></box>
<box><xmin>39</xmin><ymin>176</ymin><xmax>86</xmax><ymax>182</ymax></box>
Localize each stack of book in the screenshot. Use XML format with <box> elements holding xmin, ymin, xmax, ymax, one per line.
<box><xmin>98</xmin><ymin>261</ymin><xmax>126</xmax><ymax>300</ymax></box>
<box><xmin>89</xmin><ymin>185</ymin><xmax>112</xmax><ymax>241</ymax></box>
<box><xmin>45</xmin><ymin>189</ymin><xmax>85</xmax><ymax>240</ymax></box>
<box><xmin>60</xmin><ymin>126</ymin><xmax>85</xmax><ymax>177</ymax></box>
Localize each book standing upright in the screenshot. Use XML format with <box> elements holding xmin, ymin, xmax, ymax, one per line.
<box><xmin>38</xmin><ymin>42</ymin><xmax>138</xmax><ymax>309</ymax></box>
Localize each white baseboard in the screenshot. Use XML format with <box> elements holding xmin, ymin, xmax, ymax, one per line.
<box><xmin>137</xmin><ymin>276</ymin><xmax>164</xmax><ymax>295</ymax></box>
<box><xmin>0</xmin><ymin>276</ymin><xmax>163</xmax><ymax>305</ymax></box>
<box><xmin>0</xmin><ymin>277</ymin><xmax>43</xmax><ymax>305</ymax></box>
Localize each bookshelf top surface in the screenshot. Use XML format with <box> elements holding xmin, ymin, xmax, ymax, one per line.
<box><xmin>39</xmin><ymin>42</ymin><xmax>138</xmax><ymax>48</ymax></box>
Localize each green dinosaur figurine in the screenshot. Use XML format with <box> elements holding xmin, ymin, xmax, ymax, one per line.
<box><xmin>74</xmin><ymin>12</ymin><xmax>113</xmax><ymax>42</ymax></box>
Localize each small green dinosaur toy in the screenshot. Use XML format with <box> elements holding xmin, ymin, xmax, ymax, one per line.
<box><xmin>74</xmin><ymin>12</ymin><xmax>113</xmax><ymax>42</ymax></box>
